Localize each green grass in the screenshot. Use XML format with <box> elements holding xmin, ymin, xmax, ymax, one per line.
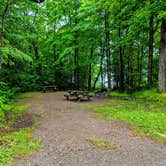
<box><xmin>87</xmin><ymin>137</ymin><xmax>117</xmax><ymax>149</ymax></box>
<box><xmin>111</xmin><ymin>91</ymin><xmax>130</xmax><ymax>97</ymax></box>
<box><xmin>86</xmin><ymin>89</ymin><xmax>166</xmax><ymax>142</ymax></box>
<box><xmin>0</xmin><ymin>103</ymin><xmax>41</xmax><ymax>166</ymax></box>
<box><xmin>0</xmin><ymin>104</ymin><xmax>28</xmax><ymax>129</ymax></box>
<box><xmin>16</xmin><ymin>92</ymin><xmax>43</xmax><ymax>100</ymax></box>
<box><xmin>111</xmin><ymin>89</ymin><xmax>166</xmax><ymax>102</ymax></box>
<box><xmin>0</xmin><ymin>129</ymin><xmax>41</xmax><ymax>166</ymax></box>
<box><xmin>132</xmin><ymin>89</ymin><xmax>166</xmax><ymax>102</ymax></box>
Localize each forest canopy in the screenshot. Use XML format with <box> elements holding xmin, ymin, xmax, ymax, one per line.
<box><xmin>0</xmin><ymin>0</ymin><xmax>166</xmax><ymax>93</ymax></box>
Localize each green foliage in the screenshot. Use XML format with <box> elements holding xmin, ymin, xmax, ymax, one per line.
<box><xmin>112</xmin><ymin>89</ymin><xmax>166</xmax><ymax>102</ymax></box>
<box><xmin>0</xmin><ymin>46</ymin><xmax>32</xmax><ymax>65</ymax></box>
<box><xmin>0</xmin><ymin>0</ymin><xmax>164</xmax><ymax>91</ymax></box>
<box><xmin>0</xmin><ymin>101</ymin><xmax>41</xmax><ymax>166</ymax></box>
<box><xmin>0</xmin><ymin>83</ymin><xmax>21</xmax><ymax>125</ymax></box>
<box><xmin>0</xmin><ymin>129</ymin><xmax>41</xmax><ymax>166</ymax></box>
<box><xmin>132</xmin><ymin>89</ymin><xmax>166</xmax><ymax>102</ymax></box>
<box><xmin>111</xmin><ymin>91</ymin><xmax>130</xmax><ymax>97</ymax></box>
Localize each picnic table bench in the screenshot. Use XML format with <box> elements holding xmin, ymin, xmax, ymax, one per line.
<box><xmin>42</xmin><ymin>85</ymin><xmax>57</xmax><ymax>92</ymax></box>
<box><xmin>95</xmin><ymin>88</ymin><xmax>109</xmax><ymax>97</ymax></box>
<box><xmin>64</xmin><ymin>91</ymin><xmax>93</xmax><ymax>102</ymax></box>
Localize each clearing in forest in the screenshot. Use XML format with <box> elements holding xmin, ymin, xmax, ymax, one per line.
<box><xmin>16</xmin><ymin>92</ymin><xmax>166</xmax><ymax>166</ymax></box>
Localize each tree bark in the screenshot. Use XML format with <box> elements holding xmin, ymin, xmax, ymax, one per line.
<box><xmin>138</xmin><ymin>45</ymin><xmax>144</xmax><ymax>89</ymax></box>
<box><xmin>74</xmin><ymin>36</ymin><xmax>79</xmax><ymax>89</ymax></box>
<box><xmin>147</xmin><ymin>13</ymin><xmax>154</xmax><ymax>88</ymax></box>
<box><xmin>127</xmin><ymin>44</ymin><xmax>134</xmax><ymax>93</ymax></box>
<box><xmin>32</xmin><ymin>41</ymin><xmax>42</xmax><ymax>83</ymax></box>
<box><xmin>119</xmin><ymin>28</ymin><xmax>124</xmax><ymax>91</ymax></box>
<box><xmin>88</xmin><ymin>48</ymin><xmax>93</xmax><ymax>91</ymax></box>
<box><xmin>93</xmin><ymin>45</ymin><xmax>104</xmax><ymax>90</ymax></box>
<box><xmin>0</xmin><ymin>0</ymin><xmax>9</xmax><ymax>68</ymax></box>
<box><xmin>105</xmin><ymin>9</ymin><xmax>111</xmax><ymax>92</ymax></box>
<box><xmin>74</xmin><ymin>1</ymin><xmax>79</xmax><ymax>90</ymax></box>
<box><xmin>158</xmin><ymin>19</ymin><xmax>166</xmax><ymax>92</ymax></box>
<box><xmin>30</xmin><ymin>0</ymin><xmax>45</xmax><ymax>3</ymax></box>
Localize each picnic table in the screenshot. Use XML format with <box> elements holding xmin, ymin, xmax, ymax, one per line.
<box><xmin>42</xmin><ymin>85</ymin><xmax>57</xmax><ymax>92</ymax></box>
<box><xmin>64</xmin><ymin>90</ymin><xmax>93</xmax><ymax>102</ymax></box>
<box><xmin>95</xmin><ymin>88</ymin><xmax>109</xmax><ymax>97</ymax></box>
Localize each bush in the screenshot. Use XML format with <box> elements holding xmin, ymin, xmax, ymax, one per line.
<box><xmin>0</xmin><ymin>82</ymin><xmax>20</xmax><ymax>121</ymax></box>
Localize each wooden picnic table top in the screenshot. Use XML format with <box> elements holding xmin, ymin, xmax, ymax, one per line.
<box><xmin>42</xmin><ymin>85</ymin><xmax>57</xmax><ymax>92</ymax></box>
<box><xmin>68</xmin><ymin>90</ymin><xmax>89</xmax><ymax>95</ymax></box>
<box><xmin>43</xmin><ymin>85</ymin><xmax>57</xmax><ymax>88</ymax></box>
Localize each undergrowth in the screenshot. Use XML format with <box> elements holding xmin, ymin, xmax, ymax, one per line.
<box><xmin>0</xmin><ymin>94</ymin><xmax>41</xmax><ymax>165</ymax></box>
<box><xmin>112</xmin><ymin>89</ymin><xmax>166</xmax><ymax>102</ymax></box>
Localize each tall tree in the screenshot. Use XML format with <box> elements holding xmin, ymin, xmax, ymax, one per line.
<box><xmin>158</xmin><ymin>19</ymin><xmax>166</xmax><ymax>92</ymax></box>
<box><xmin>118</xmin><ymin>28</ymin><xmax>124</xmax><ymax>91</ymax></box>
<box><xmin>105</xmin><ymin>9</ymin><xmax>111</xmax><ymax>91</ymax></box>
<box><xmin>147</xmin><ymin>0</ymin><xmax>154</xmax><ymax>88</ymax></box>
<box><xmin>0</xmin><ymin>0</ymin><xmax>10</xmax><ymax>68</ymax></box>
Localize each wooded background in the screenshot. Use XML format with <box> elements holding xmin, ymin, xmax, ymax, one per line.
<box><xmin>0</xmin><ymin>0</ymin><xmax>166</xmax><ymax>93</ymax></box>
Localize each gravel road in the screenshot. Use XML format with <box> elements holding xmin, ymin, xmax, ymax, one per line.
<box><xmin>16</xmin><ymin>92</ymin><xmax>166</xmax><ymax>166</ymax></box>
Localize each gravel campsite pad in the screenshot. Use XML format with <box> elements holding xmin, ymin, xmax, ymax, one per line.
<box><xmin>16</xmin><ymin>92</ymin><xmax>166</xmax><ymax>166</ymax></box>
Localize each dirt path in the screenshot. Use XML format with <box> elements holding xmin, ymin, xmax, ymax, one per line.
<box><xmin>17</xmin><ymin>92</ymin><xmax>166</xmax><ymax>166</ymax></box>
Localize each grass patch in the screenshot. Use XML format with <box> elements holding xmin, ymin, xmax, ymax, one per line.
<box><xmin>86</xmin><ymin>90</ymin><xmax>166</xmax><ymax>142</ymax></box>
<box><xmin>111</xmin><ymin>91</ymin><xmax>130</xmax><ymax>97</ymax></box>
<box><xmin>0</xmin><ymin>104</ymin><xmax>28</xmax><ymax>129</ymax></box>
<box><xmin>111</xmin><ymin>89</ymin><xmax>166</xmax><ymax>102</ymax></box>
<box><xmin>16</xmin><ymin>92</ymin><xmax>43</xmax><ymax>100</ymax></box>
<box><xmin>0</xmin><ymin>102</ymin><xmax>42</xmax><ymax>165</ymax></box>
<box><xmin>0</xmin><ymin>129</ymin><xmax>41</xmax><ymax>166</ymax></box>
<box><xmin>87</xmin><ymin>137</ymin><xmax>117</xmax><ymax>149</ymax></box>
<box><xmin>132</xmin><ymin>89</ymin><xmax>166</xmax><ymax>102</ymax></box>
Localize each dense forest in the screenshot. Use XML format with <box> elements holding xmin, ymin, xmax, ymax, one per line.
<box><xmin>0</xmin><ymin>0</ymin><xmax>166</xmax><ymax>96</ymax></box>
<box><xmin>0</xmin><ymin>1</ymin><xmax>166</xmax><ymax>165</ymax></box>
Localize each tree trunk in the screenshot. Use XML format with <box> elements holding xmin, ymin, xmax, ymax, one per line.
<box><xmin>93</xmin><ymin>45</ymin><xmax>104</xmax><ymax>90</ymax></box>
<box><xmin>158</xmin><ymin>19</ymin><xmax>166</xmax><ymax>92</ymax></box>
<box><xmin>148</xmin><ymin>13</ymin><xmax>154</xmax><ymax>88</ymax></box>
<box><xmin>127</xmin><ymin>44</ymin><xmax>134</xmax><ymax>93</ymax></box>
<box><xmin>30</xmin><ymin>0</ymin><xmax>45</xmax><ymax>3</ymax></box>
<box><xmin>119</xmin><ymin>28</ymin><xmax>124</xmax><ymax>91</ymax></box>
<box><xmin>32</xmin><ymin>41</ymin><xmax>42</xmax><ymax>83</ymax></box>
<box><xmin>74</xmin><ymin>2</ymin><xmax>79</xmax><ymax>90</ymax></box>
<box><xmin>138</xmin><ymin>45</ymin><xmax>144</xmax><ymax>89</ymax></box>
<box><xmin>0</xmin><ymin>0</ymin><xmax>9</xmax><ymax>68</ymax></box>
<box><xmin>53</xmin><ymin>23</ymin><xmax>57</xmax><ymax>61</ymax></box>
<box><xmin>105</xmin><ymin>9</ymin><xmax>111</xmax><ymax>92</ymax></box>
<box><xmin>88</xmin><ymin>48</ymin><xmax>93</xmax><ymax>91</ymax></box>
<box><xmin>74</xmin><ymin>42</ymin><xmax>79</xmax><ymax>89</ymax></box>
<box><xmin>101</xmin><ymin>45</ymin><xmax>104</xmax><ymax>89</ymax></box>
<box><xmin>53</xmin><ymin>23</ymin><xmax>57</xmax><ymax>83</ymax></box>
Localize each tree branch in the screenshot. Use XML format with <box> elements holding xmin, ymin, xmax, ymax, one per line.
<box><xmin>30</xmin><ymin>0</ymin><xmax>45</xmax><ymax>3</ymax></box>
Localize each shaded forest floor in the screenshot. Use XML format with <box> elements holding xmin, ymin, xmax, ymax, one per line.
<box><xmin>15</xmin><ymin>92</ymin><xmax>166</xmax><ymax>166</ymax></box>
